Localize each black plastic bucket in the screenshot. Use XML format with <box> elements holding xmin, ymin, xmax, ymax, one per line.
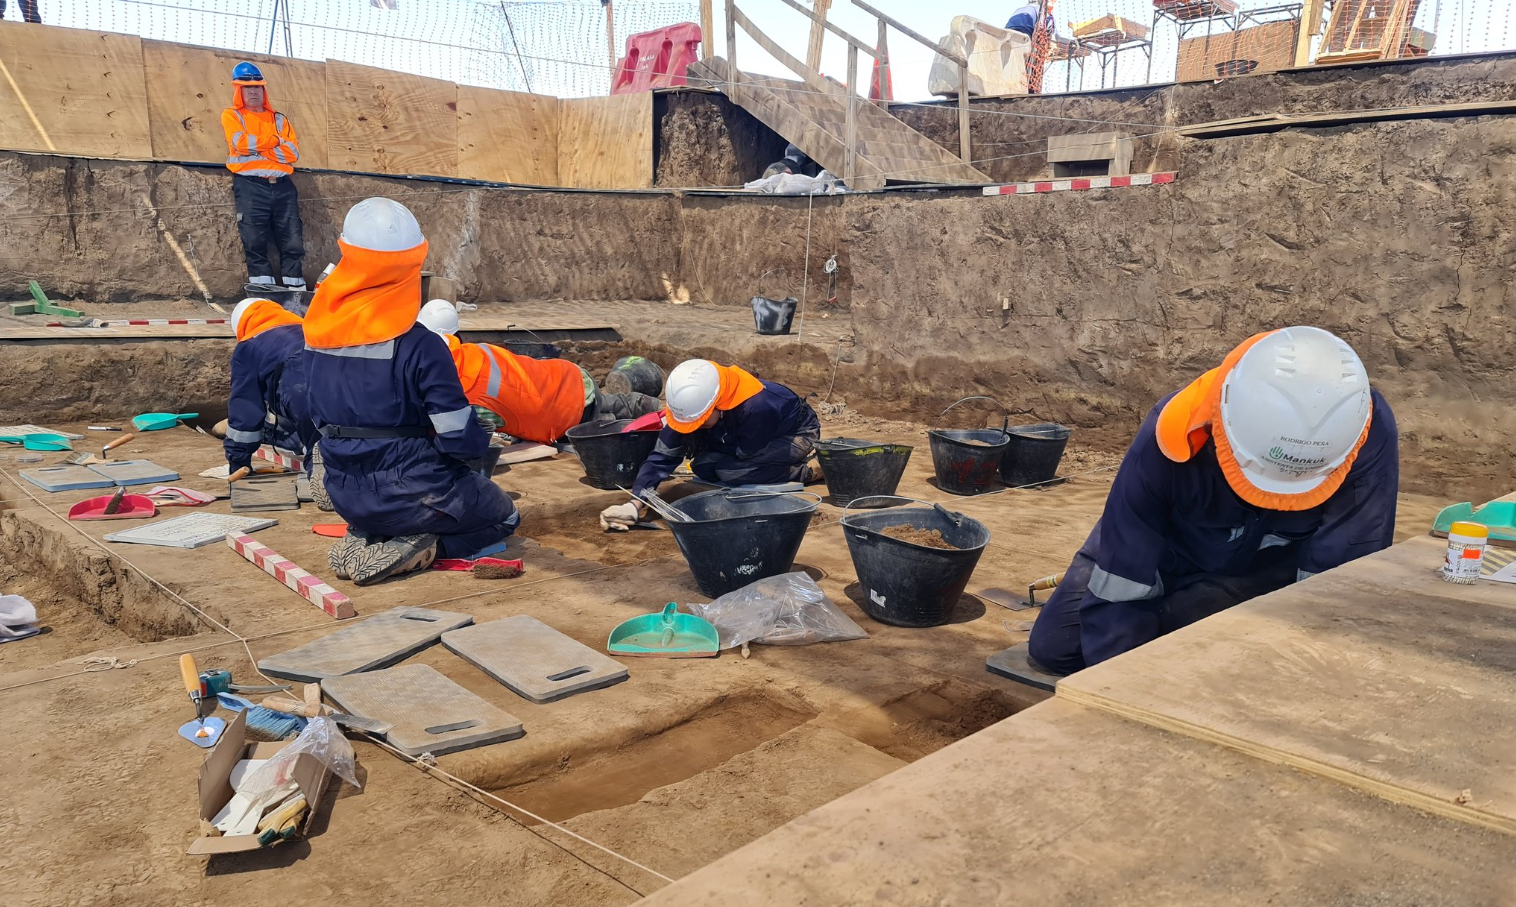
<box><xmin>841</xmin><ymin>498</ymin><xmax>990</xmax><ymax>628</ymax></box>
<box><xmin>999</xmin><ymin>423</ymin><xmax>1072</xmax><ymax>488</ymax></box>
<box><xmin>604</xmin><ymin>356</ymin><xmax>665</xmax><ymax>397</ymax></box>
<box><xmin>814</xmin><ymin>438</ymin><xmax>913</xmax><ymax>505</ymax></box>
<box><xmin>565</xmin><ymin>419</ymin><xmax>661</xmax><ymax>490</ymax></box>
<box><xmin>928</xmin><ymin>429</ymin><xmax>1010</xmax><ymax>495</ymax></box>
<box><xmin>667</xmin><ymin>489</ymin><xmax>819</xmax><ymax>597</ymax></box>
<box><xmin>465</xmin><ymin>444</ymin><xmax>505</xmax><ymax>478</ymax></box>
<box><xmin>751</xmin><ymin>296</ymin><xmax>798</xmax><ymax>335</ymax></box>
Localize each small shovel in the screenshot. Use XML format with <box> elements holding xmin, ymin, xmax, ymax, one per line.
<box><xmin>178</xmin><ymin>653</ymin><xmax>226</xmax><ymax>748</ymax></box>
<box><xmin>132</xmin><ymin>412</ymin><xmax>198</xmax><ymax>432</ymax></box>
<box><xmin>0</xmin><ymin>432</ymin><xmax>72</xmax><ymax>451</ymax></box>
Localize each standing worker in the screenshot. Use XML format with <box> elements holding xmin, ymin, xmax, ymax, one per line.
<box><xmin>222</xmin><ymin>62</ymin><xmax>307</xmax><ymax>293</ymax></box>
<box><xmin>417</xmin><ymin>299</ymin><xmax>660</xmax><ymax>443</ymax></box>
<box><xmin>1026</xmin><ymin>327</ymin><xmax>1399</xmax><ymax>675</ymax></box>
<box><xmin>303</xmin><ymin>198</ymin><xmax>518</xmax><ymax>585</ymax></box>
<box><xmin>1006</xmin><ymin>3</ymin><xmax>1041</xmax><ymax>36</ymax></box>
<box><xmin>0</xmin><ymin>1</ymin><xmax>42</xmax><ymax>23</ymax></box>
<box><xmin>600</xmin><ymin>359</ymin><xmax>821</xmax><ymax>531</ymax></box>
<box><xmin>223</xmin><ymin>297</ymin><xmax>316</xmax><ymax>475</ymax></box>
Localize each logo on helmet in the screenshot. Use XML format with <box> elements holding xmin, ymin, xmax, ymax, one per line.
<box><xmin>1269</xmin><ymin>446</ymin><xmax>1284</xmax><ymax>461</ymax></box>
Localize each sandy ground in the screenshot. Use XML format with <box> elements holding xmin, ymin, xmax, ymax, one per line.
<box><xmin>0</xmin><ymin>415</ymin><xmax>1450</xmax><ymax>906</ymax></box>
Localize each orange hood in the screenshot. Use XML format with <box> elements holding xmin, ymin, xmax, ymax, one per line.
<box><xmin>232</xmin><ymin>81</ymin><xmax>271</xmax><ymax>112</ymax></box>
<box><xmin>666</xmin><ymin>363</ymin><xmax>765</xmax><ymax>433</ymax></box>
<box><xmin>237</xmin><ymin>298</ymin><xmax>302</xmax><ymax>341</ymax></box>
<box><xmin>1155</xmin><ymin>330</ymin><xmax>1370</xmax><ymax>511</ymax></box>
<box><xmin>302</xmin><ymin>238</ymin><xmax>429</xmax><ymax>349</ymax></box>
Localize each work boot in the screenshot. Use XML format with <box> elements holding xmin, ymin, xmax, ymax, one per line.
<box><xmin>327</xmin><ymin>530</ymin><xmax>367</xmax><ymax>581</ymax></box>
<box><xmin>308</xmin><ymin>443</ymin><xmax>334</xmax><ymax>513</ymax></box>
<box><xmin>350</xmin><ymin>534</ymin><xmax>439</xmax><ymax>587</ymax></box>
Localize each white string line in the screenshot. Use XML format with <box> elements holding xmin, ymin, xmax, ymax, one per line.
<box><xmin>0</xmin><ymin>466</ymin><xmax>678</xmax><ymax>886</ymax></box>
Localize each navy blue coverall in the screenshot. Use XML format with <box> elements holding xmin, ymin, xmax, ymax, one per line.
<box><xmin>303</xmin><ymin>323</ymin><xmax>519</xmax><ymax>559</ymax></box>
<box><xmin>630</xmin><ymin>381</ymin><xmax>821</xmax><ymax>497</ymax></box>
<box><xmin>223</xmin><ymin>323</ymin><xmax>316</xmax><ymax>472</ymax></box>
<box><xmin>1027</xmin><ymin>390</ymin><xmax>1399</xmax><ymax>675</ymax></box>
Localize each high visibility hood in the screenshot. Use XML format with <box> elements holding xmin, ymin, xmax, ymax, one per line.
<box><xmin>236</xmin><ymin>298</ymin><xmax>302</xmax><ymax>342</ymax></box>
<box><xmin>665</xmin><ymin>363</ymin><xmax>764</xmax><ymax>433</ymax></box>
<box><xmin>1155</xmin><ymin>330</ymin><xmax>1372</xmax><ymax>511</ymax></box>
<box><xmin>232</xmin><ymin>82</ymin><xmax>271</xmax><ymax>111</ymax></box>
<box><xmin>302</xmin><ymin>237</ymin><xmax>429</xmax><ymax>349</ymax></box>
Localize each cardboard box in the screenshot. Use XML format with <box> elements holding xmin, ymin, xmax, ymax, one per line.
<box><xmin>188</xmin><ymin>711</ymin><xmax>333</xmax><ymax>856</ymax></box>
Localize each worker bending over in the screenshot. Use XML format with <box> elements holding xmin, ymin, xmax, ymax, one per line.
<box><xmin>223</xmin><ymin>297</ymin><xmax>316</xmax><ymax>474</ymax></box>
<box><xmin>601</xmin><ymin>359</ymin><xmax>820</xmax><ymax>531</ymax></box>
<box><xmin>416</xmin><ymin>300</ymin><xmax>660</xmax><ymax>443</ymax></box>
<box><xmin>303</xmin><ymin>198</ymin><xmax>518</xmax><ymax>585</ymax></box>
<box><xmin>1027</xmin><ymin>327</ymin><xmax>1398</xmax><ymax>675</ymax></box>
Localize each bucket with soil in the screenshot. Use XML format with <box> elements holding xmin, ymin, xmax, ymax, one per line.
<box><xmin>750</xmin><ymin>268</ymin><xmax>798</xmax><ymax>336</ymax></box>
<box><xmin>841</xmin><ymin>496</ymin><xmax>990</xmax><ymax>628</ymax></box>
<box><xmin>814</xmin><ymin>438</ymin><xmax>914</xmax><ymax>505</ymax></box>
<box><xmin>999</xmin><ymin>423</ymin><xmax>1072</xmax><ymax>489</ymax></box>
<box><xmin>604</xmin><ymin>356</ymin><xmax>665</xmax><ymax>397</ymax></box>
<box><xmin>928</xmin><ymin>429</ymin><xmax>1009</xmax><ymax>495</ymax></box>
<box><xmin>565</xmin><ymin>419</ymin><xmax>661</xmax><ymax>490</ymax></box>
<box><xmin>667</xmin><ymin>490</ymin><xmax>820</xmax><ymax>597</ymax></box>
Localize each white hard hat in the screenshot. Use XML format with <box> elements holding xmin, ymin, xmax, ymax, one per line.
<box><xmin>1218</xmin><ymin>326</ymin><xmax>1372</xmax><ymax>496</ymax></box>
<box><xmin>417</xmin><ymin>299</ymin><xmax>459</xmax><ymax>336</ymax></box>
<box><xmin>341</xmin><ymin>197</ymin><xmax>423</xmax><ymax>252</ymax></box>
<box><xmin>230</xmin><ymin>297</ymin><xmax>269</xmax><ymax>339</ymax></box>
<box><xmin>665</xmin><ymin>359</ymin><xmax>722</xmax><ymax>427</ymax></box>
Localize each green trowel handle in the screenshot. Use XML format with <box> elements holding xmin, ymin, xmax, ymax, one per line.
<box><xmin>659</xmin><ymin>602</ymin><xmax>678</xmax><ymax>648</ymax></box>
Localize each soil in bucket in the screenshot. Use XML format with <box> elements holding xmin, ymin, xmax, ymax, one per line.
<box><xmin>843</xmin><ymin>503</ymin><xmax>990</xmax><ymax>627</ymax></box>
<box><xmin>565</xmin><ymin>419</ymin><xmax>661</xmax><ymax>490</ymax></box>
<box><xmin>880</xmin><ymin>525</ymin><xmax>957</xmax><ymax>550</ymax></box>
<box><xmin>928</xmin><ymin>429</ymin><xmax>1009</xmax><ymax>495</ymax></box>
<box><xmin>667</xmin><ymin>489</ymin><xmax>818</xmax><ymax>598</ymax></box>
<box><xmin>1000</xmin><ymin>423</ymin><xmax>1072</xmax><ymax>489</ymax></box>
<box><xmin>814</xmin><ymin>438</ymin><xmax>913</xmax><ymax>505</ymax></box>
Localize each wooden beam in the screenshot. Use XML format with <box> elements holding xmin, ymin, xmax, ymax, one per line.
<box><xmin>844</xmin><ymin>42</ymin><xmax>857</xmax><ymax>183</ymax></box>
<box><xmin>1178</xmin><ymin>99</ymin><xmax>1516</xmax><ymax>139</ymax></box>
<box><xmin>1292</xmin><ymin>0</ymin><xmax>1325</xmax><ymax>67</ymax></box>
<box><xmin>604</xmin><ymin>0</ymin><xmax>617</xmax><ymax>74</ymax></box>
<box><xmin>731</xmin><ymin>4</ymin><xmax>846</xmax><ymax>100</ymax></box>
<box><xmin>726</xmin><ymin>0</ymin><xmax>737</xmax><ymax>74</ymax></box>
<box><xmin>957</xmin><ymin>63</ymin><xmax>970</xmax><ymax>163</ymax></box>
<box><xmin>851</xmin><ymin>0</ymin><xmax>966</xmax><ymax>67</ymax></box>
<box><xmin>700</xmin><ymin>0</ymin><xmax>714</xmax><ymax>60</ymax></box>
<box><xmin>775</xmin><ymin>0</ymin><xmax>881</xmax><ymax>60</ymax></box>
<box><xmin>875</xmin><ymin>18</ymin><xmax>890</xmax><ymax>104</ymax></box>
<box><xmin>806</xmin><ymin>0</ymin><xmax>832</xmax><ymax>71</ymax></box>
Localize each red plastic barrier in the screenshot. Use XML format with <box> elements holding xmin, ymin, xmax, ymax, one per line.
<box><xmin>611</xmin><ymin>22</ymin><xmax>703</xmax><ymax>95</ymax></box>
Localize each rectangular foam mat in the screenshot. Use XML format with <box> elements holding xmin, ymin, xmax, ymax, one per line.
<box><xmin>443</xmin><ymin>616</ymin><xmax>628</xmax><ymax>703</ymax></box>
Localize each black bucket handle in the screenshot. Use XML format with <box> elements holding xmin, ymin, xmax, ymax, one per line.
<box><xmin>718</xmin><ymin>489</ymin><xmax>822</xmax><ymax>506</ymax></box>
<box><xmin>843</xmin><ymin>494</ymin><xmax>967</xmax><ymax>527</ymax></box>
<box><xmin>938</xmin><ymin>395</ymin><xmax>1012</xmax><ymax>436</ymax></box>
<box><xmin>755</xmin><ymin>267</ymin><xmax>792</xmax><ymax>301</ymax></box>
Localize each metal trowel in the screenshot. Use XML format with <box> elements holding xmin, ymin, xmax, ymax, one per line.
<box><xmin>178</xmin><ymin>653</ymin><xmax>226</xmax><ymax>748</ymax></box>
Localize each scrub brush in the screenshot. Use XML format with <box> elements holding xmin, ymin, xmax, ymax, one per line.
<box><xmin>472</xmin><ymin>557</ymin><xmax>524</xmax><ymax>579</ymax></box>
<box><xmin>243</xmin><ymin>705</ymin><xmax>305</xmax><ymax>742</ymax></box>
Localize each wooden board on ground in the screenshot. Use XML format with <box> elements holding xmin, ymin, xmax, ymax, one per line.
<box><xmin>143</xmin><ymin>41</ymin><xmax>329</xmax><ymax>168</ymax></box>
<box><xmin>640</xmin><ymin>699</ymin><xmax>1516</xmax><ymax>906</ymax></box>
<box><xmin>1057</xmin><ymin>536</ymin><xmax>1516</xmax><ymax>836</ymax></box>
<box><xmin>0</xmin><ymin>316</ymin><xmax>614</xmax><ymax>341</ymax></box>
<box><xmin>0</xmin><ymin>23</ymin><xmax>151</xmax><ymax>158</ymax></box>
<box><xmin>557</xmin><ymin>93</ymin><xmax>652</xmax><ymax>190</ymax></box>
<box><xmin>457</xmin><ymin>86</ymin><xmax>558</xmax><ymax>185</ymax></box>
<box><xmin>325</xmin><ymin>59</ymin><xmax>458</xmax><ymax>177</ymax></box>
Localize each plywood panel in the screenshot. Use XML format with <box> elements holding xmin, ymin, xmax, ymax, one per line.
<box><xmin>456</xmin><ymin>85</ymin><xmax>558</xmax><ymax>185</ymax></box>
<box><xmin>0</xmin><ymin>22</ymin><xmax>151</xmax><ymax>158</ymax></box>
<box><xmin>1177</xmin><ymin>20</ymin><xmax>1299</xmax><ymax>81</ymax></box>
<box><xmin>325</xmin><ymin>59</ymin><xmax>458</xmax><ymax>177</ymax></box>
<box><xmin>143</xmin><ymin>41</ymin><xmax>328</xmax><ymax>169</ymax></box>
<box><xmin>557</xmin><ymin>93</ymin><xmax>652</xmax><ymax>189</ymax></box>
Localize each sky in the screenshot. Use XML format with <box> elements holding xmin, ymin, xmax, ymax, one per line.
<box><xmin>35</xmin><ymin>0</ymin><xmax>1516</xmax><ymax>101</ymax></box>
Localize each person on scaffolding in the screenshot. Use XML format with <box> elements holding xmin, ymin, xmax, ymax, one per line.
<box><xmin>222</xmin><ymin>61</ymin><xmax>307</xmax><ymax>294</ymax></box>
<box><xmin>415</xmin><ymin>300</ymin><xmax>661</xmax><ymax>444</ymax></box>
<box><xmin>599</xmin><ymin>359</ymin><xmax>822</xmax><ymax>532</ymax></box>
<box><xmin>0</xmin><ymin>1</ymin><xmax>42</xmax><ymax>23</ymax></box>
<box><xmin>222</xmin><ymin>297</ymin><xmax>316</xmax><ymax>477</ymax></box>
<box><xmin>303</xmin><ymin>198</ymin><xmax>518</xmax><ymax>585</ymax></box>
<box><xmin>1006</xmin><ymin>2</ymin><xmax>1042</xmax><ymax>37</ymax></box>
<box><xmin>1026</xmin><ymin>326</ymin><xmax>1400</xmax><ymax>676</ymax></box>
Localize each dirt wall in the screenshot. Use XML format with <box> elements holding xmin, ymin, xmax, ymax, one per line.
<box><xmin>654</xmin><ymin>92</ymin><xmax>787</xmax><ymax>188</ymax></box>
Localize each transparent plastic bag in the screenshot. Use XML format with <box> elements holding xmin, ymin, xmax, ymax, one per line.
<box><xmin>689</xmin><ymin>572</ymin><xmax>867</xmax><ymax>649</ymax></box>
<box><xmin>236</xmin><ymin>716</ymin><xmax>362</xmax><ymax>814</ymax></box>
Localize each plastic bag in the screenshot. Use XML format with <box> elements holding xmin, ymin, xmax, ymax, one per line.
<box><xmin>236</xmin><ymin>716</ymin><xmax>361</xmax><ymax>814</ymax></box>
<box><xmin>689</xmin><ymin>572</ymin><xmax>867</xmax><ymax>649</ymax></box>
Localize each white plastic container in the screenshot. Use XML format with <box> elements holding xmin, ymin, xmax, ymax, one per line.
<box><xmin>1442</xmin><ymin>521</ymin><xmax>1489</xmax><ymax>585</ymax></box>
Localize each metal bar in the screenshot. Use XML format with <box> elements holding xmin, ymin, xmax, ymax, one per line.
<box><xmin>701</xmin><ymin>0</ymin><xmax>714</xmax><ymax>60</ymax></box>
<box><xmin>850</xmin><ymin>0</ymin><xmax>966</xmax><ymax>66</ymax></box>
<box><xmin>957</xmin><ymin>63</ymin><xmax>970</xmax><ymax>162</ymax></box>
<box><xmin>844</xmin><ymin>43</ymin><xmax>858</xmax><ymax>183</ymax></box>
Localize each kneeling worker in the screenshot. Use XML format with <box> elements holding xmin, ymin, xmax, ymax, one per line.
<box><xmin>224</xmin><ymin>297</ymin><xmax>316</xmax><ymax>473</ymax></box>
<box><xmin>416</xmin><ymin>300</ymin><xmax>660</xmax><ymax>443</ymax></box>
<box><xmin>600</xmin><ymin>359</ymin><xmax>821</xmax><ymax>531</ymax></box>
<box><xmin>302</xmin><ymin>198</ymin><xmax>518</xmax><ymax>585</ymax></box>
<box><xmin>1027</xmin><ymin>326</ymin><xmax>1398</xmax><ymax>675</ymax></box>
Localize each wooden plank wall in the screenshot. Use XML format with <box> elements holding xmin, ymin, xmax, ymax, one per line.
<box><xmin>1177</xmin><ymin>20</ymin><xmax>1299</xmax><ymax>82</ymax></box>
<box><xmin>0</xmin><ymin>22</ymin><xmax>151</xmax><ymax>158</ymax></box>
<box><xmin>557</xmin><ymin>93</ymin><xmax>653</xmax><ymax>190</ymax></box>
<box><xmin>0</xmin><ymin>24</ymin><xmax>654</xmax><ymax>189</ymax></box>
<box><xmin>142</xmin><ymin>41</ymin><xmax>329</xmax><ymax>169</ymax></box>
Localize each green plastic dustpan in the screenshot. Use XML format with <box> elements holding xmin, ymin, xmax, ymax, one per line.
<box><xmin>132</xmin><ymin>412</ymin><xmax>198</xmax><ymax>431</ymax></box>
<box><xmin>0</xmin><ymin>432</ymin><xmax>72</xmax><ymax>451</ymax></box>
<box><xmin>1431</xmin><ymin>501</ymin><xmax>1516</xmax><ymax>543</ymax></box>
<box><xmin>608</xmin><ymin>603</ymin><xmax>719</xmax><ymax>658</ymax></box>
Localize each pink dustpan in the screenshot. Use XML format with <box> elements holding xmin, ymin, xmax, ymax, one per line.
<box><xmin>68</xmin><ymin>492</ymin><xmax>157</xmax><ymax>521</ymax></box>
<box><xmin>623</xmin><ymin>412</ymin><xmax>664</xmax><ymax>433</ymax></box>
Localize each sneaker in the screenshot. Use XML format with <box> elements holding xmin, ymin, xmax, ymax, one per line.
<box><xmin>327</xmin><ymin>530</ymin><xmax>367</xmax><ymax>580</ymax></box>
<box><xmin>350</xmin><ymin>534</ymin><xmax>439</xmax><ymax>587</ymax></box>
<box><xmin>309</xmin><ymin>443</ymin><xmax>335</xmax><ymax>513</ymax></box>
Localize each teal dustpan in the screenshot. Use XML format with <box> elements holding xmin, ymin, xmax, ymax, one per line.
<box><xmin>1431</xmin><ymin>501</ymin><xmax>1516</xmax><ymax>545</ymax></box>
<box><xmin>132</xmin><ymin>412</ymin><xmax>198</xmax><ymax>431</ymax></box>
<box><xmin>608</xmin><ymin>603</ymin><xmax>719</xmax><ymax>658</ymax></box>
<box><xmin>0</xmin><ymin>432</ymin><xmax>72</xmax><ymax>451</ymax></box>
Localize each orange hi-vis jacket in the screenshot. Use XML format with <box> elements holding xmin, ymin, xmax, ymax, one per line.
<box><xmin>222</xmin><ymin>82</ymin><xmax>299</xmax><ymax>178</ymax></box>
<box><xmin>444</xmin><ymin>335</ymin><xmax>589</xmax><ymax>444</ymax></box>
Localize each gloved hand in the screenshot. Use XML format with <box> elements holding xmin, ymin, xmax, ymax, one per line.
<box><xmin>599</xmin><ymin>502</ymin><xmax>642</xmax><ymax>532</ymax></box>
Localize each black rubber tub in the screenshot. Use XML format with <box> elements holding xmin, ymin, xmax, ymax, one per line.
<box><xmin>668</xmin><ymin>489</ymin><xmax>819</xmax><ymax>598</ymax></box>
<box><xmin>604</xmin><ymin>355</ymin><xmax>665</xmax><ymax>397</ymax></box>
<box><xmin>814</xmin><ymin>438</ymin><xmax>914</xmax><ymax>505</ymax></box>
<box><xmin>841</xmin><ymin>497</ymin><xmax>990</xmax><ymax>628</ymax></box>
<box><xmin>927</xmin><ymin>428</ymin><xmax>1010</xmax><ymax>495</ymax></box>
<box><xmin>565</xmin><ymin>419</ymin><xmax>661</xmax><ymax>490</ymax></box>
<box><xmin>751</xmin><ymin>295</ymin><xmax>798</xmax><ymax>335</ymax></box>
<box><xmin>999</xmin><ymin>423</ymin><xmax>1072</xmax><ymax>488</ymax></box>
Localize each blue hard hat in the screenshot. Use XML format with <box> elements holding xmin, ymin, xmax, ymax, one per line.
<box><xmin>232</xmin><ymin>61</ymin><xmax>265</xmax><ymax>83</ymax></box>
